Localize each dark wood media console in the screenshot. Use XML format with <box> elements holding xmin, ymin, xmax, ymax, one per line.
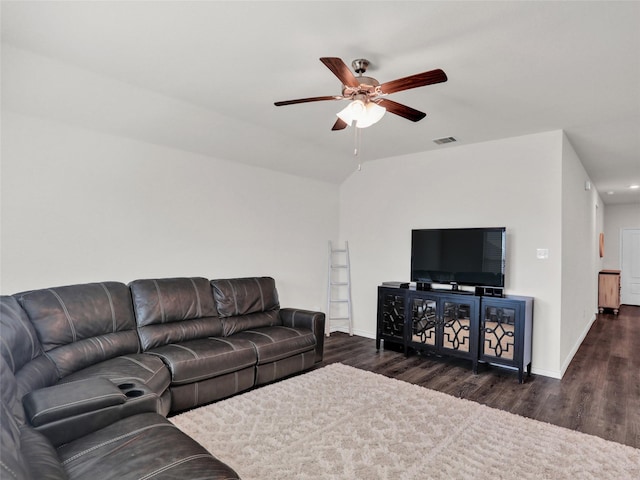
<box><xmin>376</xmin><ymin>285</ymin><xmax>533</xmax><ymax>383</ymax></box>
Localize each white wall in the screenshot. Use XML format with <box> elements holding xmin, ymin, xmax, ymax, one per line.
<box><xmin>339</xmin><ymin>131</ymin><xmax>565</xmax><ymax>377</ymax></box>
<box><xmin>559</xmin><ymin>134</ymin><xmax>603</xmax><ymax>374</ymax></box>
<box><xmin>603</xmin><ymin>203</ymin><xmax>640</xmax><ymax>270</ymax></box>
<box><xmin>0</xmin><ymin>112</ymin><xmax>339</xmax><ymax>311</ymax></box>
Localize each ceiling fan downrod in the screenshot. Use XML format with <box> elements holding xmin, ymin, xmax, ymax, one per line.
<box><xmin>351</xmin><ymin>58</ymin><xmax>370</xmax><ymax>75</ymax></box>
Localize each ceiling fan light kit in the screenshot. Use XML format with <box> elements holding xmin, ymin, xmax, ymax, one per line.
<box><xmin>274</xmin><ymin>57</ymin><xmax>447</xmax><ymax>132</ymax></box>
<box><xmin>336</xmin><ymin>96</ymin><xmax>387</xmax><ymax>129</ymax></box>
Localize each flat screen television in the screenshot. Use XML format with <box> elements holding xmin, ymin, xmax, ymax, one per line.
<box><xmin>411</xmin><ymin>227</ymin><xmax>506</xmax><ymax>288</ymax></box>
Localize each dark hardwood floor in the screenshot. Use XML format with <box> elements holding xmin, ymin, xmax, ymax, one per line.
<box><xmin>316</xmin><ymin>304</ymin><xmax>640</xmax><ymax>449</ymax></box>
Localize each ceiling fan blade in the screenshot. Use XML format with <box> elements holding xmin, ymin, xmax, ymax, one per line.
<box><xmin>377</xmin><ymin>98</ymin><xmax>427</xmax><ymax>122</ymax></box>
<box><xmin>319</xmin><ymin>57</ymin><xmax>360</xmax><ymax>88</ymax></box>
<box><xmin>380</xmin><ymin>69</ymin><xmax>447</xmax><ymax>95</ymax></box>
<box><xmin>332</xmin><ymin>118</ymin><xmax>348</xmax><ymax>131</ymax></box>
<box><xmin>274</xmin><ymin>95</ymin><xmax>342</xmax><ymax>106</ymax></box>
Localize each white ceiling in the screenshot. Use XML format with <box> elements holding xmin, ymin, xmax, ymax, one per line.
<box><xmin>2</xmin><ymin>1</ymin><xmax>639</xmax><ymax>204</ymax></box>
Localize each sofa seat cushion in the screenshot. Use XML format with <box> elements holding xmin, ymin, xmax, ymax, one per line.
<box><xmin>58</xmin><ymin>354</ymin><xmax>171</xmax><ymax>396</ymax></box>
<box><xmin>56</xmin><ymin>412</ymin><xmax>239</xmax><ymax>480</ymax></box>
<box><xmin>230</xmin><ymin>326</ymin><xmax>316</xmax><ymax>365</ymax></box>
<box><xmin>19</xmin><ymin>425</ymin><xmax>69</xmax><ymax>479</ymax></box>
<box><xmin>147</xmin><ymin>338</ymin><xmax>257</xmax><ymax>385</ymax></box>
<box><xmin>220</xmin><ymin>310</ymin><xmax>280</xmax><ymax>336</ymax></box>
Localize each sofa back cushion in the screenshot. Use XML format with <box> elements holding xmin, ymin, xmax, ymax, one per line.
<box><xmin>211</xmin><ymin>277</ymin><xmax>279</xmax><ymax>317</ymax></box>
<box><xmin>19</xmin><ymin>426</ymin><xmax>69</xmax><ymax>479</ymax></box>
<box><xmin>15</xmin><ymin>282</ymin><xmax>140</xmax><ymax>379</ymax></box>
<box><xmin>211</xmin><ymin>277</ymin><xmax>281</xmax><ymax>336</ymax></box>
<box><xmin>130</xmin><ymin>277</ymin><xmax>223</xmax><ymax>350</ymax></box>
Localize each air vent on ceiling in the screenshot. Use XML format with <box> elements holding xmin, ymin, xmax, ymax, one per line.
<box><xmin>433</xmin><ymin>136</ymin><xmax>457</xmax><ymax>145</ymax></box>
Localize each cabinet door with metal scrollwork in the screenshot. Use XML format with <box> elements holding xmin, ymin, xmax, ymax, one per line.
<box><xmin>381</xmin><ymin>292</ymin><xmax>405</xmax><ymax>339</ymax></box>
<box><xmin>441</xmin><ymin>301</ymin><xmax>473</xmax><ymax>353</ymax></box>
<box><xmin>479</xmin><ymin>295</ymin><xmax>533</xmax><ymax>383</ymax></box>
<box><xmin>481</xmin><ymin>305</ymin><xmax>516</xmax><ymax>360</ymax></box>
<box><xmin>411</xmin><ymin>297</ymin><xmax>437</xmax><ymax>346</ymax></box>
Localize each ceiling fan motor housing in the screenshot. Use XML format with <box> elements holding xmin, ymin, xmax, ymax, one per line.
<box><xmin>343</xmin><ymin>59</ymin><xmax>381</xmax><ymax>98</ymax></box>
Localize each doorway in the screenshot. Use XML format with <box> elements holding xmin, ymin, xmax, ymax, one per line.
<box><xmin>621</xmin><ymin>228</ymin><xmax>640</xmax><ymax>306</ymax></box>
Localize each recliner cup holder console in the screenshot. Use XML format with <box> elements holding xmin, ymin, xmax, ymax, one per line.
<box><xmin>125</xmin><ymin>390</ymin><xmax>144</xmax><ymax>398</ymax></box>
<box><xmin>118</xmin><ymin>383</ymin><xmax>145</xmax><ymax>398</ymax></box>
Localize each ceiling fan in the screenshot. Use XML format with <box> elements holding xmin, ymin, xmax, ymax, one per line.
<box><xmin>274</xmin><ymin>57</ymin><xmax>447</xmax><ymax>130</ymax></box>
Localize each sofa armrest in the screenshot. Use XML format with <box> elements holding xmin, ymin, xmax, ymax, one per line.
<box><xmin>280</xmin><ymin>308</ymin><xmax>325</xmax><ymax>363</ymax></box>
<box><xmin>23</xmin><ymin>378</ymin><xmax>126</xmax><ymax>427</ymax></box>
<box><xmin>22</xmin><ymin>378</ymin><xmax>159</xmax><ymax>446</ymax></box>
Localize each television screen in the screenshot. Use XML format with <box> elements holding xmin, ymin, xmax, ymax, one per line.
<box><xmin>411</xmin><ymin>227</ymin><xmax>506</xmax><ymax>287</ymax></box>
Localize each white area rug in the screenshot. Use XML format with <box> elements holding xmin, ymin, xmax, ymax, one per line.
<box><xmin>171</xmin><ymin>363</ymin><xmax>640</xmax><ymax>479</ymax></box>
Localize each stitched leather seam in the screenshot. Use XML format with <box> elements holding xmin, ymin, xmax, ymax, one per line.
<box><xmin>139</xmin><ymin>454</ymin><xmax>214</xmax><ymax>480</ymax></box>
<box><xmin>101</xmin><ymin>375</ymin><xmax>146</xmax><ymax>384</ymax></box>
<box><xmin>227</xmin><ymin>280</ymin><xmax>238</xmax><ymax>316</ymax></box>
<box><xmin>285</xmin><ymin>326</ymin><xmax>303</xmax><ymax>338</ymax></box>
<box><xmin>170</xmin><ymin>343</ymin><xmax>199</xmax><ymax>359</ymax></box>
<box><xmin>189</xmin><ymin>278</ymin><xmax>202</xmax><ymax>318</ymax></box>
<box><xmin>99</xmin><ymin>283</ymin><xmax>117</xmax><ymax>333</ymax></box>
<box><xmin>44</xmin><ymin>351</ymin><xmax>62</xmax><ymax>378</ymax></box>
<box><xmin>212</xmin><ymin>338</ymin><xmax>239</xmax><ymax>351</ymax></box>
<box><xmin>259</xmin><ymin>345</ymin><xmax>313</xmax><ymax>364</ymax></box>
<box><xmin>246</xmin><ymin>326</ymin><xmax>303</xmax><ymax>340</ymax></box>
<box><xmin>0</xmin><ymin>460</ymin><xmax>19</xmax><ymax>479</ymax></box>
<box><xmin>152</xmin><ymin>280</ymin><xmax>166</xmax><ymax>324</ymax></box>
<box><xmin>61</xmin><ymin>423</ymin><xmax>175</xmax><ymax>465</ymax></box>
<box><xmin>254</xmin><ymin>278</ymin><xmax>265</xmax><ymax>312</ymax></box>
<box><xmin>244</xmin><ymin>330</ymin><xmax>274</xmax><ymax>342</ymax></box>
<box><xmin>145</xmin><ymin>366</ymin><xmax>164</xmax><ymax>383</ymax></box>
<box><xmin>30</xmin><ymin>393</ymin><xmax>126</xmax><ymax>423</ymax></box>
<box><xmin>170</xmin><ymin>358</ymin><xmax>255</xmax><ymax>384</ymax></box>
<box><xmin>4</xmin><ymin>302</ymin><xmax>39</xmax><ymax>360</ymax></box>
<box><xmin>88</xmin><ymin>337</ymin><xmax>106</xmax><ymax>359</ymax></box>
<box><xmin>48</xmin><ymin>289</ymin><xmax>77</xmax><ymax>342</ymax></box>
<box><xmin>120</xmin><ymin>355</ymin><xmax>155</xmax><ymax>373</ymax></box>
<box><xmin>0</xmin><ymin>337</ymin><xmax>15</xmax><ymax>371</ymax></box>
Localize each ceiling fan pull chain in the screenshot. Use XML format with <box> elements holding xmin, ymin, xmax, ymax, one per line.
<box><xmin>354</xmin><ymin>126</ymin><xmax>361</xmax><ymax>156</ymax></box>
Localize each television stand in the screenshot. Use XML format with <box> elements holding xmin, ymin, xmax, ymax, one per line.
<box><xmin>376</xmin><ymin>285</ymin><xmax>533</xmax><ymax>383</ymax></box>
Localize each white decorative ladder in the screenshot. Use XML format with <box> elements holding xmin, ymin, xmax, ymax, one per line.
<box><xmin>326</xmin><ymin>241</ymin><xmax>353</xmax><ymax>337</ymax></box>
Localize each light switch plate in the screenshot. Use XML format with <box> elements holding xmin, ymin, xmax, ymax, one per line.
<box><xmin>536</xmin><ymin>248</ymin><xmax>549</xmax><ymax>259</ymax></box>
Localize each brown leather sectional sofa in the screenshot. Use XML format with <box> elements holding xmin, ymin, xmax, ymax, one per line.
<box><xmin>0</xmin><ymin>276</ymin><xmax>325</xmax><ymax>479</ymax></box>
